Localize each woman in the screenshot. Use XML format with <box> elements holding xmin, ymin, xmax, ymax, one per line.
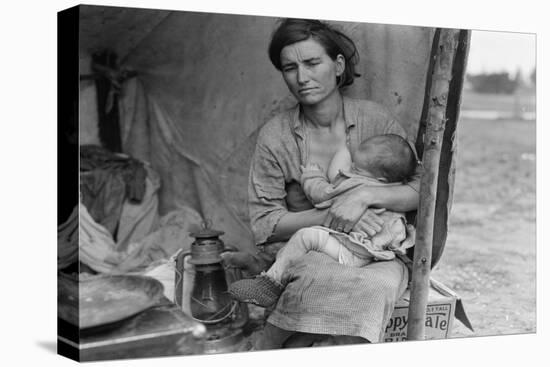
<box><xmin>246</xmin><ymin>18</ymin><xmax>420</xmax><ymax>348</ymax></box>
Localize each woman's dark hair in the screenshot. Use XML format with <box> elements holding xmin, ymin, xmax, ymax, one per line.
<box><xmin>268</xmin><ymin>18</ymin><xmax>361</xmax><ymax>88</ymax></box>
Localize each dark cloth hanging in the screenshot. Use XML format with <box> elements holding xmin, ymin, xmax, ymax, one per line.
<box><xmin>92</xmin><ymin>50</ymin><xmax>123</xmax><ymax>153</ymax></box>
<box><xmin>80</xmin><ymin>145</ymin><xmax>148</xmax><ymax>238</ymax></box>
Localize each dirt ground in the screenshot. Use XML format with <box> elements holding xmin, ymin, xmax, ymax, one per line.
<box><xmin>431</xmin><ymin>116</ymin><xmax>536</xmax><ymax>338</ymax></box>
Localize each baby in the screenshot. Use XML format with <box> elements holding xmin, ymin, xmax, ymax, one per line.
<box><xmin>229</xmin><ymin>134</ymin><xmax>417</xmax><ymax>307</ymax></box>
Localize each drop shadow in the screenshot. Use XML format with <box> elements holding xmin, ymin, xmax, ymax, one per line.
<box><xmin>36</xmin><ymin>340</ymin><xmax>57</xmax><ymax>354</ymax></box>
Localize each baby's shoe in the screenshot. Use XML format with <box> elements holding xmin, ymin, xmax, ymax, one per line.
<box><xmin>228</xmin><ymin>273</ymin><xmax>284</xmax><ymax>308</ymax></box>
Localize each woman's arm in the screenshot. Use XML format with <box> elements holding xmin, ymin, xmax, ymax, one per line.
<box><xmin>249</xmin><ymin>127</ymin><xmax>332</xmax><ymax>245</ymax></box>
<box><xmin>268</xmin><ymin>207</ymin><xmax>328</xmax><ymax>243</ymax></box>
<box><xmin>324</xmin><ymin>182</ymin><xmax>419</xmax><ymax>234</ymax></box>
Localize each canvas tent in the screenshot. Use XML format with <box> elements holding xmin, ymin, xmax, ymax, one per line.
<box><xmin>76</xmin><ymin>5</ymin><xmax>448</xmax><ymax>261</ymax></box>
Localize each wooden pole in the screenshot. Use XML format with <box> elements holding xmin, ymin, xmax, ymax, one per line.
<box><xmin>407</xmin><ymin>28</ymin><xmax>461</xmax><ymax>340</ymax></box>
<box><xmin>415</xmin><ymin>28</ymin><xmax>441</xmax><ymax>160</ymax></box>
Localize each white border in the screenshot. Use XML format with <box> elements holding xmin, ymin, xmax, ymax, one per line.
<box><xmin>1</xmin><ymin>1</ymin><xmax>545</xmax><ymax>366</ymax></box>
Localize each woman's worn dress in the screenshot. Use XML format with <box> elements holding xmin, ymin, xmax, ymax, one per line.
<box><xmin>248</xmin><ymin>97</ymin><xmax>412</xmax><ymax>342</ymax></box>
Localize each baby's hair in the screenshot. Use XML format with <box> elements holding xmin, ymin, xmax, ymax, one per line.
<box><xmin>354</xmin><ymin>134</ymin><xmax>417</xmax><ymax>183</ymax></box>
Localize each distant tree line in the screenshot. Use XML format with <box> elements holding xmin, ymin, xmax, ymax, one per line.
<box><xmin>466</xmin><ymin>68</ymin><xmax>535</xmax><ymax>94</ymax></box>
<box><xmin>467</xmin><ymin>72</ymin><xmax>518</xmax><ymax>94</ymax></box>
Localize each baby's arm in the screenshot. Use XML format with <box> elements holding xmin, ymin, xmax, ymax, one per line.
<box><xmin>300</xmin><ymin>164</ymin><xmax>336</xmax><ymax>206</ymax></box>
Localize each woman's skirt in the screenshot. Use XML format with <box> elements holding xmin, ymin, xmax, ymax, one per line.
<box><xmin>265</xmin><ymin>251</ymin><xmax>409</xmax><ymax>342</ymax></box>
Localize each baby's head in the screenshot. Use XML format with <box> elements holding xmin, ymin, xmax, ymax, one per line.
<box><xmin>352</xmin><ymin>134</ymin><xmax>417</xmax><ymax>183</ymax></box>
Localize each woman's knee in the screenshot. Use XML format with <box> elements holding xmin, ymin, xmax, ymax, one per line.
<box><xmin>369</xmin><ymin>265</ymin><xmax>407</xmax><ymax>296</ymax></box>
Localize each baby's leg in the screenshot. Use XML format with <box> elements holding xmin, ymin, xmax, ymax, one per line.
<box><xmin>228</xmin><ymin>228</ymin><xmax>342</xmax><ymax>308</ymax></box>
<box><xmin>266</xmin><ymin>227</ymin><xmax>341</xmax><ymax>282</ymax></box>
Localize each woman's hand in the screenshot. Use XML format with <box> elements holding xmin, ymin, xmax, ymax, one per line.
<box><xmin>322</xmin><ymin>187</ymin><xmax>384</xmax><ymax>234</ymax></box>
<box><xmin>352</xmin><ymin>208</ymin><xmax>387</xmax><ymax>236</ymax></box>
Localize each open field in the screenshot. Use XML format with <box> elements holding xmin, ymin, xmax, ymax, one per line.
<box><xmin>460</xmin><ymin>89</ymin><xmax>535</xmax><ymax>113</ymax></box>
<box><xmin>432</xmin><ymin>112</ymin><xmax>536</xmax><ymax>338</ymax></box>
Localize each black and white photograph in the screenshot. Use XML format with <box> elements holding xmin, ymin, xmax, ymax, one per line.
<box><xmin>55</xmin><ymin>3</ymin><xmax>538</xmax><ymax>361</ymax></box>
<box><xmin>2</xmin><ymin>1</ymin><xmax>545</xmax><ymax>366</ymax></box>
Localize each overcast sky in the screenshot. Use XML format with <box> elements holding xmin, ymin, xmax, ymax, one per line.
<box><xmin>467</xmin><ymin>30</ymin><xmax>536</xmax><ymax>76</ymax></box>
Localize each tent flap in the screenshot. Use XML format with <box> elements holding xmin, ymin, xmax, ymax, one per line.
<box><xmin>80</xmin><ymin>6</ymin><xmax>437</xmax><ymax>254</ymax></box>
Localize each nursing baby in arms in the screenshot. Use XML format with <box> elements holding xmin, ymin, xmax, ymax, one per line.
<box><xmin>229</xmin><ymin>134</ymin><xmax>417</xmax><ymax>307</ymax></box>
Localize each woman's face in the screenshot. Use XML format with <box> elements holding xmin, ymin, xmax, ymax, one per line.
<box><xmin>280</xmin><ymin>38</ymin><xmax>345</xmax><ymax>106</ymax></box>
